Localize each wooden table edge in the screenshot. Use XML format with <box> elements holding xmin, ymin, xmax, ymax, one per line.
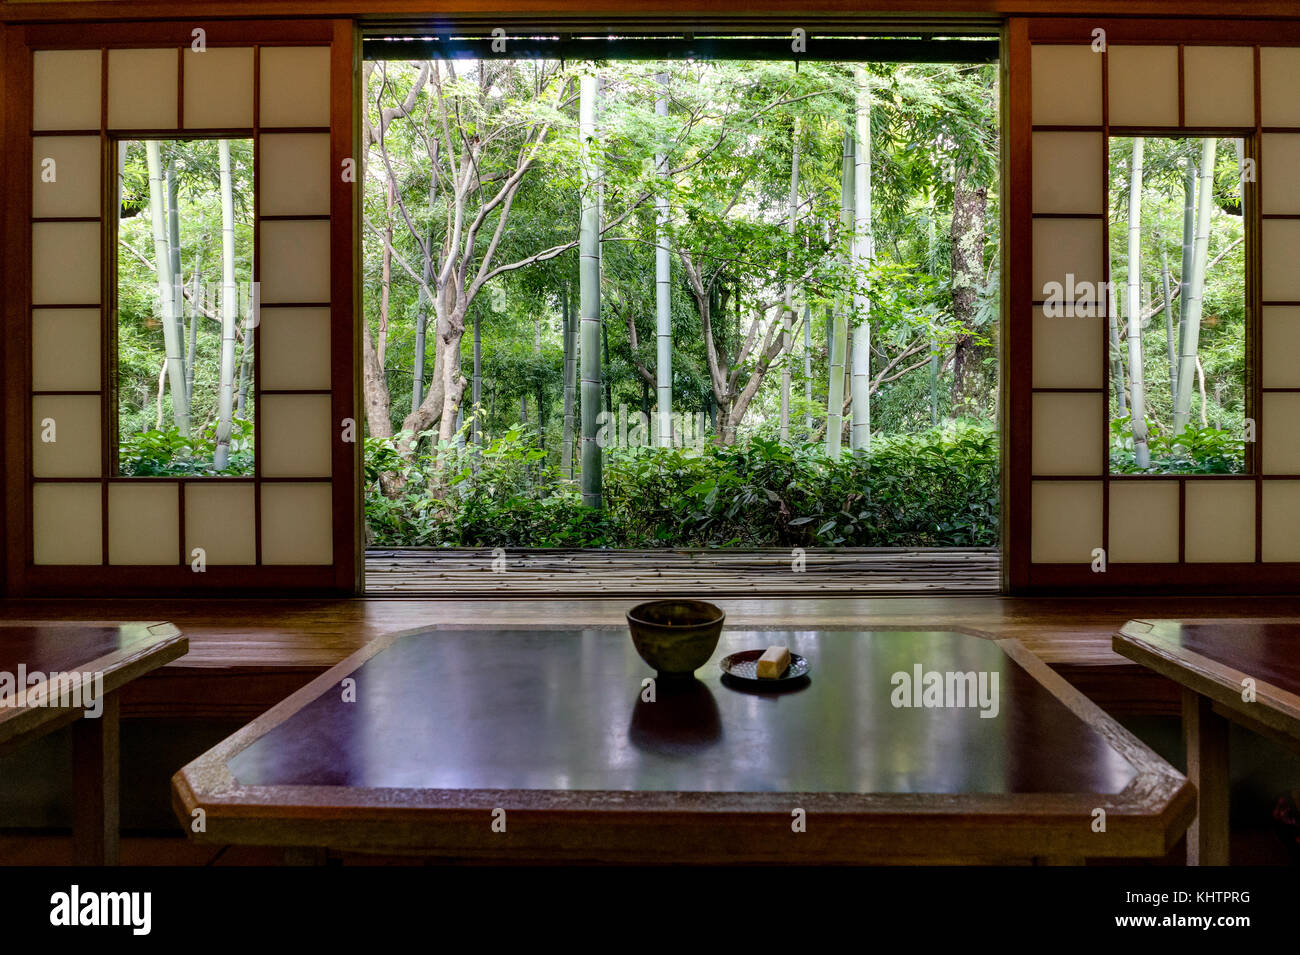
<box><xmin>0</xmin><ymin>622</ymin><xmax>188</xmax><ymax>749</ymax></box>
<box><xmin>1114</xmin><ymin>619</ymin><xmax>1300</xmax><ymax>740</ymax></box>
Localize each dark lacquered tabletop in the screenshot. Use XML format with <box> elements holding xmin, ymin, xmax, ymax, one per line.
<box><xmin>1120</xmin><ymin>621</ymin><xmax>1300</xmax><ymax>699</ymax></box>
<box><xmin>0</xmin><ymin>624</ymin><xmax>154</xmax><ymax>676</ymax></box>
<box><xmin>227</xmin><ymin>628</ymin><xmax>1139</xmax><ymax>795</ymax></box>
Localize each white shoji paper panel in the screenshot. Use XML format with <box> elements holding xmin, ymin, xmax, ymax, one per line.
<box><xmin>1033</xmin><ymin>309</ymin><xmax>1103</xmax><ymax>389</ymax></box>
<box><xmin>260</xmin><ymin>219</ymin><xmax>331</xmax><ymax>303</ymax></box>
<box><xmin>1032</xmin><ymin>218</ymin><xmax>1104</xmax><ymax>307</ymax></box>
<box><xmin>1262</xmin><ymin>481</ymin><xmax>1300</xmax><ymax>561</ymax></box>
<box><xmin>32</xmin><ymin>221</ymin><xmax>100</xmax><ymax>305</ymax></box>
<box><xmin>260</xmin><ymin>394</ymin><xmax>333</xmax><ymax>478</ymax></box>
<box><xmin>1108</xmin><ymin>481</ymin><xmax>1179</xmax><ymax>563</ymax></box>
<box><xmin>32</xmin><ymin>395</ymin><xmax>100</xmax><ymax>478</ymax></box>
<box><xmin>260</xmin><ymin>133</ymin><xmax>331</xmax><ymax>215</ymax></box>
<box><xmin>33</xmin><ymin>50</ymin><xmax>101</xmax><ymax>131</ymax></box>
<box><xmin>1183</xmin><ymin>47</ymin><xmax>1255</xmax><ymax>128</ymax></box>
<box><xmin>31</xmin><ymin>136</ymin><xmax>100</xmax><ymax>218</ymax></box>
<box><xmin>32</xmin><ymin>308</ymin><xmax>100</xmax><ymax>392</ymax></box>
<box><xmin>1262</xmin><ymin>393</ymin><xmax>1300</xmax><ymax>474</ymax></box>
<box><xmin>1031</xmin><ymin>46</ymin><xmax>1101</xmax><ymax>126</ymax></box>
<box><xmin>1262</xmin><ymin>134</ymin><xmax>1300</xmax><ymax>214</ymax></box>
<box><xmin>1184</xmin><ymin>481</ymin><xmax>1255</xmax><ymax>563</ymax></box>
<box><xmin>107</xmin><ymin>49</ymin><xmax>178</xmax><ymax>130</ymax></box>
<box><xmin>259</xmin><ymin>47</ymin><xmax>331</xmax><ymax>127</ymax></box>
<box><xmin>185</xmin><ymin>483</ymin><xmax>256</xmax><ymax>565</ymax></box>
<box><xmin>33</xmin><ymin>483</ymin><xmax>101</xmax><ymax>565</ymax></box>
<box><xmin>1262</xmin><ymin>307</ymin><xmax>1300</xmax><ymax>387</ymax></box>
<box><xmin>1108</xmin><ymin>46</ymin><xmax>1179</xmax><ymax>127</ymax></box>
<box><xmin>260</xmin><ymin>307</ymin><xmax>331</xmax><ymax>390</ymax></box>
<box><xmin>1261</xmin><ymin>48</ymin><xmax>1300</xmax><ymax>127</ymax></box>
<box><xmin>261</xmin><ymin>483</ymin><xmax>332</xmax><ymax>564</ymax></box>
<box><xmin>1032</xmin><ymin>392</ymin><xmax>1102</xmax><ymax>476</ymax></box>
<box><xmin>183</xmin><ymin>47</ymin><xmax>254</xmax><ymax>129</ymax></box>
<box><xmin>1031</xmin><ymin>480</ymin><xmax>1103</xmax><ymax>563</ymax></box>
<box><xmin>1032</xmin><ymin>132</ymin><xmax>1103</xmax><ymax>214</ymax></box>
<box><xmin>108</xmin><ymin>483</ymin><xmax>179</xmax><ymax>565</ymax></box>
<box><xmin>1263</xmin><ymin>220</ymin><xmax>1300</xmax><ymax>301</ymax></box>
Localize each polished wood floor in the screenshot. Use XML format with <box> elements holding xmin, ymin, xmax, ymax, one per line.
<box><xmin>4</xmin><ymin>593</ymin><xmax>1300</xmax><ymax>719</ymax></box>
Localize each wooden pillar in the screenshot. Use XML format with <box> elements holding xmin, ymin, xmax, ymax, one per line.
<box><xmin>1182</xmin><ymin>688</ymin><xmax>1230</xmax><ymax>866</ymax></box>
<box><xmin>72</xmin><ymin>690</ymin><xmax>120</xmax><ymax>865</ymax></box>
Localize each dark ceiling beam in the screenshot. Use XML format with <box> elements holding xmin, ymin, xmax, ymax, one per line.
<box><xmin>362</xmin><ymin>35</ymin><xmax>1001</xmax><ymax>62</ymax></box>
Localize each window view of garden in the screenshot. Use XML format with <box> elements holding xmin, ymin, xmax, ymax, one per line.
<box><xmin>1107</xmin><ymin>136</ymin><xmax>1246</xmax><ymax>475</ymax></box>
<box><xmin>357</xmin><ymin>49</ymin><xmax>1002</xmax><ymax>550</ymax></box>
<box><xmin>115</xmin><ymin>138</ymin><xmax>256</xmax><ymax>476</ymax></box>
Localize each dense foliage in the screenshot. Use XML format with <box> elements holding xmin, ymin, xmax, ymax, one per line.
<box><xmin>356</xmin><ymin>55</ymin><xmax>1003</xmax><ymax>548</ymax></box>
<box><xmin>365</xmin><ymin>423</ymin><xmax>999</xmax><ymax>548</ymax></box>
<box><xmin>1107</xmin><ymin>136</ymin><xmax>1246</xmax><ymax>473</ymax></box>
<box><xmin>116</xmin><ymin>138</ymin><xmax>256</xmax><ymax>473</ymax></box>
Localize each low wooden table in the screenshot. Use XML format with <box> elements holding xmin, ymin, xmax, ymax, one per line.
<box><xmin>0</xmin><ymin>621</ymin><xmax>187</xmax><ymax>864</ymax></box>
<box><xmin>174</xmin><ymin>626</ymin><xmax>1193</xmax><ymax>864</ymax></box>
<box><xmin>1115</xmin><ymin>619</ymin><xmax>1300</xmax><ymax>866</ymax></box>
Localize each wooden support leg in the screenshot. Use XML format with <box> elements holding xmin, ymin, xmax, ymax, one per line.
<box><xmin>1182</xmin><ymin>688</ymin><xmax>1229</xmax><ymax>866</ymax></box>
<box><xmin>72</xmin><ymin>690</ymin><xmax>120</xmax><ymax>866</ymax></box>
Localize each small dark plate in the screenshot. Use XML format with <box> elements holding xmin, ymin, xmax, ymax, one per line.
<box><xmin>718</xmin><ymin>649</ymin><xmax>809</xmax><ymax>683</ymax></box>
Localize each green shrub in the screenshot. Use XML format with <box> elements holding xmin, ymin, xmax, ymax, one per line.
<box><xmin>365</xmin><ymin>421</ymin><xmax>1000</xmax><ymax>548</ymax></box>
<box><xmin>1109</xmin><ymin>417</ymin><xmax>1245</xmax><ymax>474</ymax></box>
<box><xmin>119</xmin><ymin>418</ymin><xmax>255</xmax><ymax>476</ymax></box>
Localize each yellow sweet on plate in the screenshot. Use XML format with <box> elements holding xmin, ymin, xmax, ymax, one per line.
<box><xmin>756</xmin><ymin>645</ymin><xmax>791</xmax><ymax>679</ymax></box>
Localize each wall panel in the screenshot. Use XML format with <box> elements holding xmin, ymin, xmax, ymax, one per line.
<box><xmin>1016</xmin><ymin>17</ymin><xmax>1300</xmax><ymax>593</ymax></box>
<box><xmin>5</xmin><ymin>19</ymin><xmax>357</xmax><ymax>596</ymax></box>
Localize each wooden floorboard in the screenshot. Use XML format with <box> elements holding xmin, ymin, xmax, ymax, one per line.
<box><xmin>4</xmin><ymin>592</ymin><xmax>1300</xmax><ymax>719</ymax></box>
<box><xmin>363</xmin><ymin>547</ymin><xmax>1001</xmax><ymax>596</ymax></box>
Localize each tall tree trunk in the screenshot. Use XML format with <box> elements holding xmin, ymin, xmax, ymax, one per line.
<box><xmin>236</xmin><ymin>322</ymin><xmax>253</xmax><ymax>415</ymax></box>
<box><xmin>803</xmin><ymin>299</ymin><xmax>813</xmax><ymax>433</ymax></box>
<box><xmin>655</xmin><ymin>72</ymin><xmax>674</xmax><ymax>448</ymax></box>
<box><xmin>780</xmin><ymin>117</ymin><xmax>801</xmax><ymax>443</ymax></box>
<box><xmin>950</xmin><ymin>171</ymin><xmax>989</xmax><ymax>416</ymax></box>
<box><xmin>927</xmin><ymin>208</ymin><xmax>939</xmax><ymax>426</ymax></box>
<box><xmin>167</xmin><ymin>162</ymin><xmax>187</xmax><ymax>394</ymax></box>
<box><xmin>602</xmin><ymin>319</ymin><xmax>613</xmax><ymax>415</ymax></box>
<box><xmin>212</xmin><ymin>140</ymin><xmax>240</xmax><ymax>469</ymax></box>
<box><xmin>1161</xmin><ymin>243</ymin><xmax>1177</xmax><ymax>402</ymax></box>
<box><xmin>1175</xmin><ymin>159</ymin><xmax>1196</xmax><ymax>399</ymax></box>
<box><xmin>561</xmin><ymin>281</ymin><xmax>576</xmax><ymax>477</ymax></box>
<box><xmin>849</xmin><ymin>70</ymin><xmax>873</xmax><ymax>451</ymax></box>
<box><xmin>826</xmin><ymin>132</ymin><xmax>853</xmax><ymax>459</ymax></box>
<box><xmin>1173</xmin><ymin>139</ymin><xmax>1218</xmax><ymax>437</ymax></box>
<box><xmin>362</xmin><ymin>322</ymin><xmax>394</xmax><ymax>440</ymax></box>
<box><xmin>433</xmin><ymin>301</ymin><xmax>465</xmax><ymax>446</ymax></box>
<box><xmin>185</xmin><ymin>251</ymin><xmax>202</xmax><ymax>405</ymax></box>
<box><xmin>145</xmin><ymin>142</ymin><xmax>189</xmax><ymax>437</ymax></box>
<box><xmin>411</xmin><ymin>226</ymin><xmax>434</xmax><ymax>413</ymax></box>
<box><xmin>1125</xmin><ymin>138</ymin><xmax>1150</xmax><ymax>467</ymax></box>
<box><xmin>472</xmin><ymin>305</ymin><xmax>482</xmax><ymax>449</ymax></box>
<box><xmin>378</xmin><ymin>180</ymin><xmax>394</xmax><ymax>369</ymax></box>
<box><xmin>930</xmin><ymin>330</ymin><xmax>940</xmax><ymax>426</ymax></box>
<box><xmin>1108</xmin><ymin>309</ymin><xmax>1128</xmax><ymax>416</ymax></box>
<box><xmin>579</xmin><ymin>73</ymin><xmax>603</xmax><ymax>507</ymax></box>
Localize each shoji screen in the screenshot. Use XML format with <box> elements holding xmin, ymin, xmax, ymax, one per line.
<box><xmin>3</xmin><ymin>21</ymin><xmax>358</xmax><ymax>595</ymax></box>
<box><xmin>1011</xmin><ymin>18</ymin><xmax>1300</xmax><ymax>592</ymax></box>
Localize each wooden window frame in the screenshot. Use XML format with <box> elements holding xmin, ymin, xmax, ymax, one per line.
<box><xmin>2</xmin><ymin>19</ymin><xmax>361</xmax><ymax>596</ymax></box>
<box><xmin>1009</xmin><ymin>16</ymin><xmax>1300</xmax><ymax>594</ymax></box>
